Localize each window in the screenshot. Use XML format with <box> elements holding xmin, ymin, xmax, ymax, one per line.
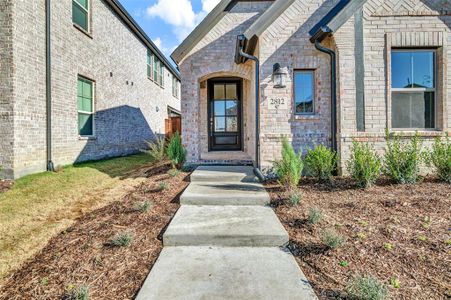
<box><xmin>391</xmin><ymin>50</ymin><xmax>435</xmax><ymax>129</ymax></box>
<box><xmin>294</xmin><ymin>70</ymin><xmax>314</xmax><ymax>114</ymax></box>
<box><xmin>77</xmin><ymin>77</ymin><xmax>94</xmax><ymax>136</ymax></box>
<box><xmin>147</xmin><ymin>50</ymin><xmax>153</xmax><ymax>80</ymax></box>
<box><xmin>159</xmin><ymin>63</ymin><xmax>164</xmax><ymax>87</ymax></box>
<box><xmin>172</xmin><ymin>76</ymin><xmax>180</xmax><ymax>98</ymax></box>
<box><xmin>73</xmin><ymin>0</ymin><xmax>89</xmax><ymax>32</ymax></box>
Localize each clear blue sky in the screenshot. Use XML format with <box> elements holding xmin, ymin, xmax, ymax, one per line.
<box><xmin>118</xmin><ymin>0</ymin><xmax>220</xmax><ymax>60</ymax></box>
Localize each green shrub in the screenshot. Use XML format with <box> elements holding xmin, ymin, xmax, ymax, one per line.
<box><xmin>308</xmin><ymin>207</ymin><xmax>323</xmax><ymax>225</ymax></box>
<box><xmin>347</xmin><ymin>141</ymin><xmax>381</xmax><ymax>188</ymax></box>
<box><xmin>146</xmin><ymin>137</ymin><xmax>166</xmax><ymax>163</ymax></box>
<box><xmin>273</xmin><ymin>138</ymin><xmax>303</xmax><ymax>190</ymax></box>
<box><xmin>321</xmin><ymin>228</ymin><xmax>346</xmax><ymax>249</ymax></box>
<box><xmin>167</xmin><ymin>168</ymin><xmax>181</xmax><ymax>177</ymax></box>
<box><xmin>428</xmin><ymin>135</ymin><xmax>451</xmax><ymax>183</ymax></box>
<box><xmin>384</xmin><ymin>131</ymin><xmax>422</xmax><ymax>184</ymax></box>
<box><xmin>134</xmin><ymin>200</ymin><xmax>151</xmax><ymax>213</ymax></box>
<box><xmin>347</xmin><ymin>275</ymin><xmax>388</xmax><ymax>300</ymax></box>
<box><xmin>64</xmin><ymin>285</ymin><xmax>89</xmax><ymax>300</ymax></box>
<box><xmin>304</xmin><ymin>145</ymin><xmax>337</xmax><ymax>182</ymax></box>
<box><xmin>107</xmin><ymin>232</ymin><xmax>134</xmax><ymax>247</ymax></box>
<box><xmin>287</xmin><ymin>189</ymin><xmax>302</xmax><ymax>206</ymax></box>
<box><xmin>166</xmin><ymin>132</ymin><xmax>187</xmax><ymax>169</ymax></box>
<box><xmin>157</xmin><ymin>182</ymin><xmax>169</xmax><ymax>191</ymax></box>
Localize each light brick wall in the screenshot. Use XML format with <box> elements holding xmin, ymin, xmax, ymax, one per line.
<box><xmin>2</xmin><ymin>0</ymin><xmax>180</xmax><ymax>179</ymax></box>
<box><xmin>335</xmin><ymin>0</ymin><xmax>451</xmax><ymax>174</ymax></box>
<box><xmin>0</xmin><ymin>0</ymin><xmax>14</xmax><ymax>178</ymax></box>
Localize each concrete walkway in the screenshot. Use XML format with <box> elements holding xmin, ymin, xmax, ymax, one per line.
<box><xmin>136</xmin><ymin>166</ymin><xmax>318</xmax><ymax>300</ymax></box>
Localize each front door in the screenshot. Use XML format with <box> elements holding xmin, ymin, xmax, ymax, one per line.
<box><xmin>208</xmin><ymin>79</ymin><xmax>242</xmax><ymax>151</ymax></box>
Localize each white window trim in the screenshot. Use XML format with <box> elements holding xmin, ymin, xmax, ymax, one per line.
<box><xmin>73</xmin><ymin>0</ymin><xmax>90</xmax><ymax>33</ymax></box>
<box><xmin>77</xmin><ymin>76</ymin><xmax>95</xmax><ymax>138</ymax></box>
<box><xmin>390</xmin><ymin>49</ymin><xmax>437</xmax><ymax>130</ymax></box>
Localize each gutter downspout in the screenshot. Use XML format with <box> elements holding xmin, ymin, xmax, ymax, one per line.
<box><xmin>237</xmin><ymin>36</ymin><xmax>264</xmax><ymax>182</ymax></box>
<box><xmin>312</xmin><ymin>28</ymin><xmax>338</xmax><ymax>154</ymax></box>
<box><xmin>46</xmin><ymin>0</ymin><xmax>54</xmax><ymax>172</ymax></box>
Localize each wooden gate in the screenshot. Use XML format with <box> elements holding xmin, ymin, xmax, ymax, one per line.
<box><xmin>165</xmin><ymin>116</ymin><xmax>182</xmax><ymax>138</ymax></box>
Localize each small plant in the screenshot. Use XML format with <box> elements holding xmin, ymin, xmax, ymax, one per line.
<box><xmin>107</xmin><ymin>232</ymin><xmax>134</xmax><ymax>247</ymax></box>
<box><xmin>167</xmin><ymin>168</ymin><xmax>181</xmax><ymax>177</ymax></box>
<box><xmin>304</xmin><ymin>145</ymin><xmax>337</xmax><ymax>182</ymax></box>
<box><xmin>390</xmin><ymin>277</ymin><xmax>401</xmax><ymax>289</ymax></box>
<box><xmin>307</xmin><ymin>207</ymin><xmax>323</xmax><ymax>225</ymax></box>
<box><xmin>347</xmin><ymin>141</ymin><xmax>381</xmax><ymax>188</ymax></box>
<box><xmin>340</xmin><ymin>261</ymin><xmax>349</xmax><ymax>267</ymax></box>
<box><xmin>384</xmin><ymin>131</ymin><xmax>422</xmax><ymax>184</ymax></box>
<box><xmin>383</xmin><ymin>242</ymin><xmax>393</xmax><ymax>251</ymax></box>
<box><xmin>427</xmin><ymin>135</ymin><xmax>451</xmax><ymax>183</ymax></box>
<box><xmin>418</xmin><ymin>235</ymin><xmax>427</xmax><ymax>242</ymax></box>
<box><xmin>146</xmin><ymin>137</ymin><xmax>167</xmax><ymax>163</ymax></box>
<box><xmin>273</xmin><ymin>138</ymin><xmax>303</xmax><ymax>190</ymax></box>
<box><xmin>64</xmin><ymin>285</ymin><xmax>90</xmax><ymax>300</ymax></box>
<box><xmin>357</xmin><ymin>232</ymin><xmax>367</xmax><ymax>240</ymax></box>
<box><xmin>166</xmin><ymin>132</ymin><xmax>187</xmax><ymax>169</ymax></box>
<box><xmin>40</xmin><ymin>277</ymin><xmax>49</xmax><ymax>286</ymax></box>
<box><xmin>134</xmin><ymin>200</ymin><xmax>151</xmax><ymax>213</ymax></box>
<box><xmin>157</xmin><ymin>182</ymin><xmax>169</xmax><ymax>191</ymax></box>
<box><xmin>445</xmin><ymin>239</ymin><xmax>451</xmax><ymax>246</ymax></box>
<box><xmin>321</xmin><ymin>228</ymin><xmax>346</xmax><ymax>249</ymax></box>
<box><xmin>287</xmin><ymin>189</ymin><xmax>302</xmax><ymax>206</ymax></box>
<box><xmin>347</xmin><ymin>275</ymin><xmax>388</xmax><ymax>300</ymax></box>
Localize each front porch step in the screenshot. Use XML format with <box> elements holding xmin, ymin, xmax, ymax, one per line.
<box><xmin>135</xmin><ymin>246</ymin><xmax>318</xmax><ymax>300</ymax></box>
<box><xmin>181</xmin><ymin>181</ymin><xmax>270</xmax><ymax>206</ymax></box>
<box><xmin>163</xmin><ymin>205</ymin><xmax>288</xmax><ymax>247</ymax></box>
<box><xmin>190</xmin><ymin>166</ymin><xmax>259</xmax><ymax>183</ymax></box>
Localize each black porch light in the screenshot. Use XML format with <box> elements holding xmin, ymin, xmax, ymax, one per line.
<box><xmin>273</xmin><ymin>63</ymin><xmax>288</xmax><ymax>88</ymax></box>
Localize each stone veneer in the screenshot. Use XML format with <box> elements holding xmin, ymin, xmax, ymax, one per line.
<box><xmin>179</xmin><ymin>0</ymin><xmax>451</xmax><ymax>174</ymax></box>
<box><xmin>0</xmin><ymin>0</ymin><xmax>180</xmax><ymax>179</ymax></box>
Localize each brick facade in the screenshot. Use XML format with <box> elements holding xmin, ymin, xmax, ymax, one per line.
<box><xmin>0</xmin><ymin>0</ymin><xmax>180</xmax><ymax>179</ymax></box>
<box><xmin>178</xmin><ymin>0</ymin><xmax>451</xmax><ymax>174</ymax></box>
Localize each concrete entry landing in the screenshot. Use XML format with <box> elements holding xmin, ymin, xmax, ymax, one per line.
<box><xmin>136</xmin><ymin>166</ymin><xmax>318</xmax><ymax>300</ymax></box>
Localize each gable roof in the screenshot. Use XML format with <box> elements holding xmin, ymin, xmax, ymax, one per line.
<box><xmin>105</xmin><ymin>0</ymin><xmax>180</xmax><ymax>80</ymax></box>
<box><xmin>171</xmin><ymin>0</ymin><xmax>236</xmax><ymax>64</ymax></box>
<box><xmin>309</xmin><ymin>0</ymin><xmax>368</xmax><ymax>42</ymax></box>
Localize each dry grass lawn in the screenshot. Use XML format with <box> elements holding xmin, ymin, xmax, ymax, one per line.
<box><xmin>0</xmin><ymin>154</ymin><xmax>153</xmax><ymax>283</ymax></box>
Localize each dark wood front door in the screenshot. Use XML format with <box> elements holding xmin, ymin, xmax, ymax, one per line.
<box><xmin>208</xmin><ymin>79</ymin><xmax>242</xmax><ymax>151</ymax></box>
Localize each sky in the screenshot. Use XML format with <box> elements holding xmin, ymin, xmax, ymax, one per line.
<box><xmin>118</xmin><ymin>0</ymin><xmax>220</xmax><ymax>61</ymax></box>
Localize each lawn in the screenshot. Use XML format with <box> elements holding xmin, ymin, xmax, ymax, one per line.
<box><xmin>0</xmin><ymin>154</ymin><xmax>153</xmax><ymax>283</ymax></box>
<box><xmin>267</xmin><ymin>178</ymin><xmax>450</xmax><ymax>300</ymax></box>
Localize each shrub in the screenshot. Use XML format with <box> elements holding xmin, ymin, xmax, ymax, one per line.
<box><xmin>304</xmin><ymin>145</ymin><xmax>337</xmax><ymax>182</ymax></box>
<box><xmin>107</xmin><ymin>232</ymin><xmax>134</xmax><ymax>247</ymax></box>
<box><xmin>287</xmin><ymin>189</ymin><xmax>302</xmax><ymax>206</ymax></box>
<box><xmin>347</xmin><ymin>141</ymin><xmax>381</xmax><ymax>188</ymax></box>
<box><xmin>347</xmin><ymin>275</ymin><xmax>388</xmax><ymax>300</ymax></box>
<box><xmin>157</xmin><ymin>182</ymin><xmax>169</xmax><ymax>191</ymax></box>
<box><xmin>308</xmin><ymin>207</ymin><xmax>323</xmax><ymax>225</ymax></box>
<box><xmin>166</xmin><ymin>132</ymin><xmax>187</xmax><ymax>169</ymax></box>
<box><xmin>134</xmin><ymin>200</ymin><xmax>151</xmax><ymax>213</ymax></box>
<box><xmin>321</xmin><ymin>228</ymin><xmax>346</xmax><ymax>249</ymax></box>
<box><xmin>384</xmin><ymin>131</ymin><xmax>422</xmax><ymax>184</ymax></box>
<box><xmin>428</xmin><ymin>135</ymin><xmax>451</xmax><ymax>183</ymax></box>
<box><xmin>146</xmin><ymin>137</ymin><xmax>166</xmax><ymax>163</ymax></box>
<box><xmin>64</xmin><ymin>285</ymin><xmax>89</xmax><ymax>300</ymax></box>
<box><xmin>273</xmin><ymin>138</ymin><xmax>303</xmax><ymax>190</ymax></box>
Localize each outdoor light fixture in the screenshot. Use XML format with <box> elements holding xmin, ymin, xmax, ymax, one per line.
<box><xmin>273</xmin><ymin>63</ymin><xmax>288</xmax><ymax>88</ymax></box>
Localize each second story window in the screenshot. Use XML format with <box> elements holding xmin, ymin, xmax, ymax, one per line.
<box><xmin>73</xmin><ymin>0</ymin><xmax>89</xmax><ymax>32</ymax></box>
<box><xmin>172</xmin><ymin>76</ymin><xmax>180</xmax><ymax>99</ymax></box>
<box><xmin>147</xmin><ymin>50</ymin><xmax>154</xmax><ymax>80</ymax></box>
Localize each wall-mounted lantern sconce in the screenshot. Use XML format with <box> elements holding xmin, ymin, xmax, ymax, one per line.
<box><xmin>273</xmin><ymin>63</ymin><xmax>288</xmax><ymax>88</ymax></box>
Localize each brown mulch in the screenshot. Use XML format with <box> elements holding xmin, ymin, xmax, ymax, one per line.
<box><xmin>267</xmin><ymin>178</ymin><xmax>451</xmax><ymax>300</ymax></box>
<box><xmin>0</xmin><ymin>180</ymin><xmax>13</xmax><ymax>193</ymax></box>
<box><xmin>0</xmin><ymin>163</ymin><xmax>189</xmax><ymax>300</ymax></box>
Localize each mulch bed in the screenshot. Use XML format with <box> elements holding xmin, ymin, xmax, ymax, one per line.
<box><xmin>0</xmin><ymin>163</ymin><xmax>189</xmax><ymax>300</ymax></box>
<box><xmin>267</xmin><ymin>178</ymin><xmax>450</xmax><ymax>300</ymax></box>
<box><xmin>0</xmin><ymin>180</ymin><xmax>13</xmax><ymax>193</ymax></box>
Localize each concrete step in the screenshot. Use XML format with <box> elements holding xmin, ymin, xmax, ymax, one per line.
<box><xmin>136</xmin><ymin>246</ymin><xmax>318</xmax><ymax>300</ymax></box>
<box><xmin>181</xmin><ymin>181</ymin><xmax>270</xmax><ymax>206</ymax></box>
<box><xmin>164</xmin><ymin>205</ymin><xmax>288</xmax><ymax>247</ymax></box>
<box><xmin>190</xmin><ymin>166</ymin><xmax>259</xmax><ymax>183</ymax></box>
